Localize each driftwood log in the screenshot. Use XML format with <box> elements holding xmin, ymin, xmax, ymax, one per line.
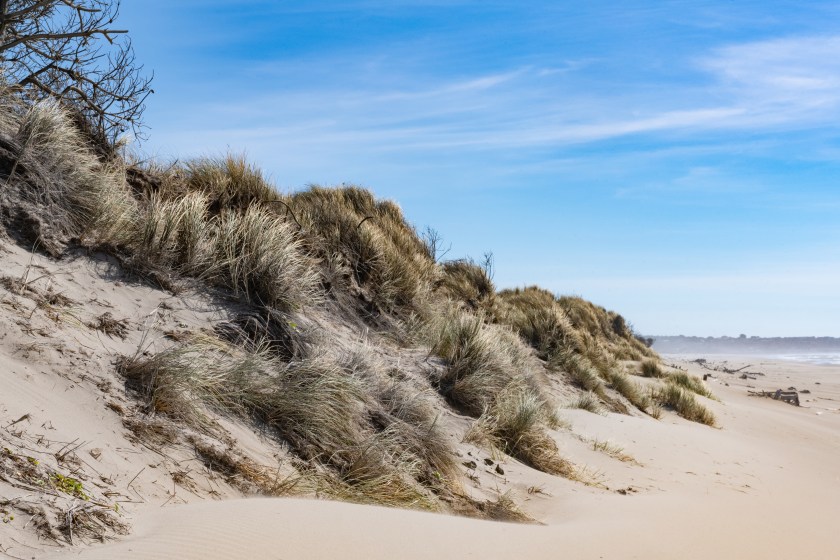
<box><xmin>747</xmin><ymin>389</ymin><xmax>800</xmax><ymax>407</ymax></box>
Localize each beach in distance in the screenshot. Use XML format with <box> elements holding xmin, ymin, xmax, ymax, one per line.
<box><xmin>44</xmin><ymin>356</ymin><xmax>840</xmax><ymax>560</ymax></box>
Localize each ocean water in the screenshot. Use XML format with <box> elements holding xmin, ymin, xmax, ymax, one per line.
<box><xmin>770</xmin><ymin>353</ymin><xmax>840</xmax><ymax>366</ymax></box>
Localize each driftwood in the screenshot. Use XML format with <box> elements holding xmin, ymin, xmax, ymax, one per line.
<box><xmin>748</xmin><ymin>389</ymin><xmax>800</xmax><ymax>407</ymax></box>
<box><xmin>694</xmin><ymin>360</ymin><xmax>765</xmax><ymax>377</ymax></box>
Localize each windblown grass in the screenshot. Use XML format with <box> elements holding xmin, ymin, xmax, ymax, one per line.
<box><xmin>438</xmin><ymin>259</ymin><xmax>495</xmax><ymax>311</ymax></box>
<box><xmin>120</xmin><ymin>334</ymin><xmax>459</xmax><ymax>507</ymax></box>
<box><xmin>570</xmin><ymin>392</ymin><xmax>603</xmax><ymax>414</ymax></box>
<box><xmin>133</xmin><ymin>193</ymin><xmax>319</xmax><ymax>311</ymax></box>
<box><xmin>556</xmin><ymin>351</ymin><xmax>606</xmax><ymax>395</ymax></box>
<box><xmin>5</xmin><ymin>101</ymin><xmax>136</xmax><ymax>246</ymax></box>
<box><xmin>667</xmin><ymin>371</ymin><xmax>716</xmax><ymax>400</ymax></box>
<box><xmin>289</xmin><ymin>186</ymin><xmax>437</xmax><ymax>311</ymax></box>
<box><xmin>466</xmin><ymin>383</ymin><xmax>573</xmax><ymax>477</ymax></box>
<box><xmin>606</xmin><ymin>370</ymin><xmax>650</xmax><ymax>411</ymax></box>
<box><xmin>640</xmin><ymin>358</ymin><xmax>666</xmax><ymax>378</ymax></box>
<box><xmin>654</xmin><ymin>382</ymin><xmax>716</xmax><ymax>426</ymax></box>
<box><xmin>426</xmin><ymin>309</ymin><xmax>529</xmax><ymax>416</ymax></box>
<box><xmin>591</xmin><ymin>438</ymin><xmax>637</xmax><ymax>463</ymax></box>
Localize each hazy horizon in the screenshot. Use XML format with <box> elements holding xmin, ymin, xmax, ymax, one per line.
<box><xmin>119</xmin><ymin>1</ymin><xmax>840</xmax><ymax>337</ymax></box>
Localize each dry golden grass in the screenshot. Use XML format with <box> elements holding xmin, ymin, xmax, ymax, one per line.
<box><xmin>654</xmin><ymin>382</ymin><xmax>716</xmax><ymax>426</ymax></box>
<box><xmin>640</xmin><ymin>358</ymin><xmax>667</xmax><ymax>378</ymax></box>
<box><xmin>606</xmin><ymin>369</ymin><xmax>650</xmax><ymax>411</ymax></box>
<box><xmin>667</xmin><ymin>371</ymin><xmax>717</xmax><ymax>400</ymax></box>
<box><xmin>7</xmin><ymin>101</ymin><xmax>137</xmax><ymax>245</ymax></box>
<box><xmin>570</xmin><ymin>392</ymin><xmax>603</xmax><ymax>414</ymax></box>
<box><xmin>438</xmin><ymin>259</ymin><xmax>495</xmax><ymax>311</ymax></box>
<box><xmin>466</xmin><ymin>384</ymin><xmax>574</xmax><ymax>477</ymax></box>
<box><xmin>120</xmin><ymin>333</ymin><xmax>460</xmax><ymax>508</ymax></box>
<box><xmin>289</xmin><ymin>185</ymin><xmax>437</xmax><ymax>311</ymax></box>
<box><xmin>426</xmin><ymin>308</ymin><xmax>533</xmax><ymax>416</ymax></box>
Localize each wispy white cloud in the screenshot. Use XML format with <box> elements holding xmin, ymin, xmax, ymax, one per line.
<box><xmin>701</xmin><ymin>35</ymin><xmax>840</xmax><ymax>117</ymax></box>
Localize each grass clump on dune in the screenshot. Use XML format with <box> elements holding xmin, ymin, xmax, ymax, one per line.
<box><xmin>438</xmin><ymin>258</ymin><xmax>495</xmax><ymax>312</ymax></box>
<box><xmin>133</xmin><ymin>192</ymin><xmax>319</xmax><ymax>311</ymax></box>
<box><xmin>640</xmin><ymin>358</ymin><xmax>666</xmax><ymax>378</ymax></box>
<box><xmin>2</xmin><ymin>100</ymin><xmax>136</xmax><ymax>252</ymax></box>
<box><xmin>605</xmin><ymin>370</ymin><xmax>651</xmax><ymax>412</ymax></box>
<box><xmin>570</xmin><ymin>392</ymin><xmax>603</xmax><ymax>414</ymax></box>
<box><xmin>120</xmin><ymin>334</ymin><xmax>460</xmax><ymax>507</ymax></box>
<box><xmin>654</xmin><ymin>382</ymin><xmax>716</xmax><ymax>426</ymax></box>
<box><xmin>427</xmin><ymin>309</ymin><xmax>529</xmax><ymax>416</ymax></box>
<box><xmin>667</xmin><ymin>371</ymin><xmax>716</xmax><ymax>400</ymax></box>
<box><xmin>289</xmin><ymin>186</ymin><xmax>437</xmax><ymax>311</ymax></box>
<box><xmin>466</xmin><ymin>383</ymin><xmax>574</xmax><ymax>477</ymax></box>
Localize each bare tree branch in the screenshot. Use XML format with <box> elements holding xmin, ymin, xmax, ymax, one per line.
<box><xmin>0</xmin><ymin>0</ymin><xmax>152</xmax><ymax>148</ymax></box>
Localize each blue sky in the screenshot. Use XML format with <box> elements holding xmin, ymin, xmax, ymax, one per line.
<box><xmin>120</xmin><ymin>1</ymin><xmax>840</xmax><ymax>336</ymax></box>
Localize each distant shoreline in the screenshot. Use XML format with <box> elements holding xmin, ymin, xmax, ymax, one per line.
<box><xmin>651</xmin><ymin>335</ymin><xmax>840</xmax><ymax>356</ymax></box>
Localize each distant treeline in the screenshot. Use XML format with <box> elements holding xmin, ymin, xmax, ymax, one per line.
<box><xmin>651</xmin><ymin>335</ymin><xmax>840</xmax><ymax>354</ymax></box>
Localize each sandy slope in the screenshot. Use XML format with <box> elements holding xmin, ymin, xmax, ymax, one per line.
<box><xmin>33</xmin><ymin>357</ymin><xmax>840</xmax><ymax>560</ymax></box>
<box><xmin>1</xmin><ymin>233</ymin><xmax>839</xmax><ymax>559</ymax></box>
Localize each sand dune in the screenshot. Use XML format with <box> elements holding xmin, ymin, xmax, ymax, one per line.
<box><xmin>27</xmin><ymin>358</ymin><xmax>839</xmax><ymax>560</ymax></box>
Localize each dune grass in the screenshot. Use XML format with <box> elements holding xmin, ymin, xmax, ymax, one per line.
<box><xmin>0</xmin><ymin>92</ymin><xmax>708</xmax><ymax>521</ymax></box>
<box><xmin>570</xmin><ymin>392</ymin><xmax>603</xmax><ymax>414</ymax></box>
<box><xmin>466</xmin><ymin>383</ymin><xmax>574</xmax><ymax>477</ymax></box>
<box><xmin>426</xmin><ymin>309</ymin><xmax>529</xmax><ymax>416</ymax></box>
<box><xmin>667</xmin><ymin>371</ymin><xmax>716</xmax><ymax>400</ymax></box>
<box><xmin>289</xmin><ymin>186</ymin><xmax>437</xmax><ymax>311</ymax></box>
<box><xmin>120</xmin><ymin>333</ymin><xmax>460</xmax><ymax>507</ymax></box>
<box><xmin>438</xmin><ymin>258</ymin><xmax>495</xmax><ymax>311</ymax></box>
<box><xmin>653</xmin><ymin>382</ymin><xmax>716</xmax><ymax>426</ymax></box>
<box><xmin>605</xmin><ymin>369</ymin><xmax>651</xmax><ymax>411</ymax></box>
<box><xmin>5</xmin><ymin>101</ymin><xmax>136</xmax><ymax>245</ymax></box>
<box><xmin>640</xmin><ymin>358</ymin><xmax>666</xmax><ymax>378</ymax></box>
